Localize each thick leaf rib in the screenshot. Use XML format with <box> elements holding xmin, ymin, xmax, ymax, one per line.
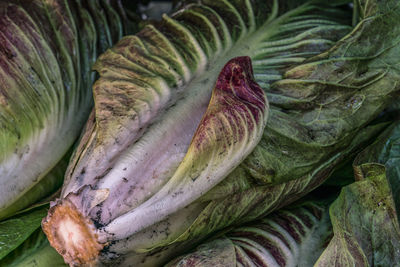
<box><xmin>101</xmin><ymin>56</ymin><xmax>268</xmax><ymax>241</ymax></box>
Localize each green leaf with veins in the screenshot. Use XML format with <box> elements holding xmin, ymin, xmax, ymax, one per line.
<box><xmin>0</xmin><ymin>229</ymin><xmax>66</xmax><ymax>267</ymax></box>
<box><xmin>354</xmin><ymin>120</ymin><xmax>400</xmax><ymax>227</ymax></box>
<box><xmin>315</xmin><ymin>163</ymin><xmax>400</xmax><ymax>266</ymax></box>
<box><xmin>0</xmin><ymin>205</ymin><xmax>48</xmax><ymax>260</ymax></box>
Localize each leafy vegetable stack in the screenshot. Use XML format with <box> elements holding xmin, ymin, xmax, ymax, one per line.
<box><xmin>0</xmin><ymin>0</ymin><xmax>399</xmax><ymax>266</ymax></box>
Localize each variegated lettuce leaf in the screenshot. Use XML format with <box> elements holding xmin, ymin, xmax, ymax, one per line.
<box><xmin>166</xmin><ymin>201</ymin><xmax>332</xmax><ymax>267</ymax></box>
<box><xmin>43</xmin><ymin>0</ymin><xmax>400</xmax><ymax>265</ymax></box>
<box><xmin>315</xmin><ymin>163</ymin><xmax>400</xmax><ymax>266</ymax></box>
<box><xmin>0</xmin><ymin>0</ymin><xmax>139</xmax><ymax>219</ymax></box>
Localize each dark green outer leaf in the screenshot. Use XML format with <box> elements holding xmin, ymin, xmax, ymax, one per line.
<box><xmin>243</xmin><ymin>0</ymin><xmax>400</xmax><ymax>186</ymax></box>
<box><xmin>0</xmin><ymin>205</ymin><xmax>48</xmax><ymax>260</ymax></box>
<box><xmin>354</xmin><ymin>120</ymin><xmax>400</xmax><ymax>228</ymax></box>
<box><xmin>0</xmin><ymin>229</ymin><xmax>65</xmax><ymax>267</ymax></box>
<box><xmin>355</xmin><ymin>0</ymin><xmax>400</xmax><ymax>21</ymax></box>
<box><xmin>315</xmin><ymin>163</ymin><xmax>400</xmax><ymax>266</ymax></box>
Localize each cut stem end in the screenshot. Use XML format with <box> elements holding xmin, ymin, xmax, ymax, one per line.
<box><xmin>42</xmin><ymin>199</ymin><xmax>104</xmax><ymax>266</ymax></box>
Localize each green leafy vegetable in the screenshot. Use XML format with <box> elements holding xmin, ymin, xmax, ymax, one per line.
<box><xmin>41</xmin><ymin>0</ymin><xmax>400</xmax><ymax>265</ymax></box>
<box><xmin>354</xmin><ymin>120</ymin><xmax>400</xmax><ymax>221</ymax></box>
<box><xmin>315</xmin><ymin>163</ymin><xmax>400</xmax><ymax>266</ymax></box>
<box><xmin>0</xmin><ymin>205</ymin><xmax>48</xmax><ymax>260</ymax></box>
<box><xmin>0</xmin><ymin>229</ymin><xmax>66</xmax><ymax>267</ymax></box>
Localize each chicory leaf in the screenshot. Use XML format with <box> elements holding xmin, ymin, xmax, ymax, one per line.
<box><xmin>166</xmin><ymin>201</ymin><xmax>332</xmax><ymax>267</ymax></box>
<box><xmin>101</xmin><ymin>56</ymin><xmax>268</xmax><ymax>241</ymax></box>
<box><xmin>0</xmin><ymin>0</ymin><xmax>139</xmax><ymax>219</ymax></box>
<box><xmin>43</xmin><ymin>53</ymin><xmax>268</xmax><ymax>266</ymax></box>
<box><xmin>315</xmin><ymin>163</ymin><xmax>400</xmax><ymax>266</ymax></box>
<box><xmin>354</xmin><ymin>120</ymin><xmax>400</xmax><ymax>222</ymax></box>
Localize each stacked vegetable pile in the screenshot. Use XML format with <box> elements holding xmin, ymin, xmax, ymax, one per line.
<box><xmin>0</xmin><ymin>0</ymin><xmax>399</xmax><ymax>266</ymax></box>
<box><xmin>0</xmin><ymin>0</ymin><xmax>141</xmax><ymax>265</ymax></box>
